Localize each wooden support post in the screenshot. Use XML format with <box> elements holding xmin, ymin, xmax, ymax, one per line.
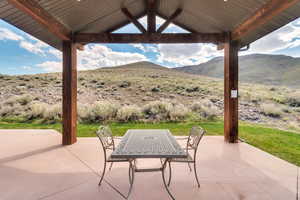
<box><xmin>224</xmin><ymin>35</ymin><xmax>239</xmax><ymax>143</ymax></box>
<box><xmin>147</xmin><ymin>0</ymin><xmax>157</xmax><ymax>33</ymax></box>
<box><xmin>62</xmin><ymin>41</ymin><xmax>77</xmax><ymax>145</ymax></box>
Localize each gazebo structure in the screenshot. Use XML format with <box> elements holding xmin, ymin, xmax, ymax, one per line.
<box><xmin>1</xmin><ymin>0</ymin><xmax>300</xmax><ymax>145</ymax></box>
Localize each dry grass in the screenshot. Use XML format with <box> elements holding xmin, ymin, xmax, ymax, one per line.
<box><xmin>191</xmin><ymin>99</ymin><xmax>218</xmax><ymax>120</ymax></box>
<box><xmin>260</xmin><ymin>103</ymin><xmax>283</xmax><ymax>118</ymax></box>
<box><xmin>117</xmin><ymin>105</ymin><xmax>142</xmax><ymax>122</ymax></box>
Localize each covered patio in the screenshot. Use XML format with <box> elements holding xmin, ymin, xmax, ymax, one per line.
<box><xmin>1</xmin><ymin>0</ymin><xmax>300</xmax><ymax>199</ymax></box>
<box><xmin>0</xmin><ymin>130</ymin><xmax>299</xmax><ymax>200</ymax></box>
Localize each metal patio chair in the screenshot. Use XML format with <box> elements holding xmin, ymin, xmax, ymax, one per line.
<box><xmin>166</xmin><ymin>126</ymin><xmax>206</xmax><ymax>188</ymax></box>
<box><xmin>96</xmin><ymin>125</ymin><xmax>130</xmax><ymax>187</ymax></box>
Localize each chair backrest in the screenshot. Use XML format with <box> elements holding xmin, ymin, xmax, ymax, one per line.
<box><xmin>186</xmin><ymin>126</ymin><xmax>205</xmax><ymax>152</ymax></box>
<box><xmin>96</xmin><ymin>125</ymin><xmax>115</xmax><ymax>151</ymax></box>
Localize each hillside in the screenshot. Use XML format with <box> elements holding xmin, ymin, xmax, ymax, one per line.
<box><xmin>176</xmin><ymin>54</ymin><xmax>300</xmax><ymax>88</ymax></box>
<box><xmin>0</xmin><ymin>61</ymin><xmax>299</xmax><ymax>132</ymax></box>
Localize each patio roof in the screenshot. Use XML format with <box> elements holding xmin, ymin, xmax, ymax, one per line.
<box><xmin>1</xmin><ymin>0</ymin><xmax>300</xmax><ymax>49</ymax></box>
<box><xmin>0</xmin><ymin>130</ymin><xmax>298</xmax><ymax>199</ymax></box>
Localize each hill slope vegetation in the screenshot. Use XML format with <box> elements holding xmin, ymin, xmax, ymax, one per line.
<box><xmin>0</xmin><ymin>60</ymin><xmax>299</xmax><ymax>132</ymax></box>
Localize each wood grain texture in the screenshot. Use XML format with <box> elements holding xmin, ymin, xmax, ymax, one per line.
<box><xmin>8</xmin><ymin>0</ymin><xmax>71</xmax><ymax>41</ymax></box>
<box><xmin>62</xmin><ymin>41</ymin><xmax>77</xmax><ymax>145</ymax></box>
<box><xmin>157</xmin><ymin>8</ymin><xmax>182</xmax><ymax>33</ymax></box>
<box><xmin>121</xmin><ymin>7</ymin><xmax>146</xmax><ymax>33</ymax></box>
<box><xmin>105</xmin><ymin>12</ymin><xmax>147</xmax><ymax>33</ymax></box>
<box><xmin>74</xmin><ymin>33</ymin><xmax>225</xmax><ymax>44</ymax></box>
<box><xmin>147</xmin><ymin>0</ymin><xmax>157</xmax><ymax>33</ymax></box>
<box><xmin>224</xmin><ymin>34</ymin><xmax>239</xmax><ymax>143</ymax></box>
<box><xmin>232</xmin><ymin>0</ymin><xmax>300</xmax><ymax>41</ymax></box>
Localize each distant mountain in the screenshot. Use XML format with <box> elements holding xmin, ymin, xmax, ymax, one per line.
<box><xmin>102</xmin><ymin>61</ymin><xmax>169</xmax><ymax>71</ymax></box>
<box><xmin>176</xmin><ymin>54</ymin><xmax>300</xmax><ymax>88</ymax></box>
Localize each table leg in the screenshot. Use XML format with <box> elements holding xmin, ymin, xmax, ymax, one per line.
<box><xmin>162</xmin><ymin>159</ymin><xmax>175</xmax><ymax>200</ymax></box>
<box><xmin>127</xmin><ymin>160</ymin><xmax>135</xmax><ymax>199</ymax></box>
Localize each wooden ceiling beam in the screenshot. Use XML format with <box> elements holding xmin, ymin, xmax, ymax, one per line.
<box><xmin>156</xmin><ymin>12</ymin><xmax>197</xmax><ymax>33</ymax></box>
<box><xmin>105</xmin><ymin>12</ymin><xmax>147</xmax><ymax>33</ymax></box>
<box><xmin>74</xmin><ymin>33</ymin><xmax>225</xmax><ymax>44</ymax></box>
<box><xmin>232</xmin><ymin>0</ymin><xmax>300</xmax><ymax>41</ymax></box>
<box><xmin>121</xmin><ymin>7</ymin><xmax>147</xmax><ymax>33</ymax></box>
<box><xmin>147</xmin><ymin>0</ymin><xmax>157</xmax><ymax>33</ymax></box>
<box><xmin>157</xmin><ymin>8</ymin><xmax>182</xmax><ymax>33</ymax></box>
<box><xmin>8</xmin><ymin>0</ymin><xmax>71</xmax><ymax>41</ymax></box>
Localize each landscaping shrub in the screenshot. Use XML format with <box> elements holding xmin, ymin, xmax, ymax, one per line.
<box><xmin>260</xmin><ymin>103</ymin><xmax>283</xmax><ymax>118</ymax></box>
<box><xmin>29</xmin><ymin>102</ymin><xmax>47</xmax><ymax>118</ymax></box>
<box><xmin>117</xmin><ymin>105</ymin><xmax>142</xmax><ymax>122</ymax></box>
<box><xmin>4</xmin><ymin>95</ymin><xmax>33</xmax><ymax>106</ymax></box>
<box><xmin>143</xmin><ymin>100</ymin><xmax>172</xmax><ymax>121</ymax></box>
<box><xmin>43</xmin><ymin>104</ymin><xmax>62</xmax><ymax>123</ymax></box>
<box><xmin>78</xmin><ymin>104</ymin><xmax>92</xmax><ymax>123</ymax></box>
<box><xmin>284</xmin><ymin>92</ymin><xmax>300</xmax><ymax>107</ymax></box>
<box><xmin>0</xmin><ymin>104</ymin><xmax>15</xmax><ymax>117</ymax></box>
<box><xmin>169</xmin><ymin>103</ymin><xmax>189</xmax><ymax>121</ymax></box>
<box><xmin>191</xmin><ymin>99</ymin><xmax>218</xmax><ymax>120</ymax></box>
<box><xmin>90</xmin><ymin>101</ymin><xmax>120</xmax><ymax>122</ymax></box>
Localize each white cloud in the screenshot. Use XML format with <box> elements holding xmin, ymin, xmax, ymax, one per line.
<box><xmin>0</xmin><ymin>27</ymin><xmax>23</xmax><ymax>41</ymax></box>
<box><xmin>157</xmin><ymin>43</ymin><xmax>222</xmax><ymax>66</ymax></box>
<box><xmin>20</xmin><ymin>40</ymin><xmax>46</xmax><ymax>55</ymax></box>
<box><xmin>293</xmin><ymin>18</ymin><xmax>300</xmax><ymax>26</ymax></box>
<box><xmin>37</xmin><ymin>61</ymin><xmax>62</xmax><ymax>72</ymax></box>
<box><xmin>131</xmin><ymin>43</ymin><xmax>158</xmax><ymax>53</ymax></box>
<box><xmin>36</xmin><ymin>44</ymin><xmax>148</xmax><ymax>72</ymax></box>
<box><xmin>243</xmin><ymin>21</ymin><xmax>300</xmax><ymax>55</ymax></box>
<box><xmin>77</xmin><ymin>44</ymin><xmax>148</xmax><ymax>70</ymax></box>
<box><xmin>132</xmin><ymin>44</ymin><xmax>146</xmax><ymax>52</ymax></box>
<box><xmin>22</xmin><ymin>66</ymin><xmax>33</xmax><ymax>70</ymax></box>
<box><xmin>48</xmin><ymin>48</ymin><xmax>62</xmax><ymax>58</ymax></box>
<box><xmin>0</xmin><ymin>27</ymin><xmax>51</xmax><ymax>56</ymax></box>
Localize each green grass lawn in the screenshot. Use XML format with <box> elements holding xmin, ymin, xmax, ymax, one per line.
<box><xmin>0</xmin><ymin>120</ymin><xmax>299</xmax><ymax>166</ymax></box>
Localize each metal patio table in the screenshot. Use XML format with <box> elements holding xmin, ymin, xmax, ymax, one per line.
<box><xmin>111</xmin><ymin>129</ymin><xmax>186</xmax><ymax>200</ymax></box>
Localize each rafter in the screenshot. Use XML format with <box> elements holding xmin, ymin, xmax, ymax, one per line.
<box><xmin>105</xmin><ymin>12</ymin><xmax>147</xmax><ymax>33</ymax></box>
<box><xmin>146</xmin><ymin>0</ymin><xmax>157</xmax><ymax>33</ymax></box>
<box><xmin>157</xmin><ymin>8</ymin><xmax>182</xmax><ymax>33</ymax></box>
<box><xmin>232</xmin><ymin>0</ymin><xmax>300</xmax><ymax>41</ymax></box>
<box><xmin>74</xmin><ymin>33</ymin><xmax>225</xmax><ymax>44</ymax></box>
<box><xmin>121</xmin><ymin>7</ymin><xmax>147</xmax><ymax>33</ymax></box>
<box><xmin>8</xmin><ymin>0</ymin><xmax>71</xmax><ymax>41</ymax></box>
<box><xmin>156</xmin><ymin>12</ymin><xmax>197</xmax><ymax>33</ymax></box>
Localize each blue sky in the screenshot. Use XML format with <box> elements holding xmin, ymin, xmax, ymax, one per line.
<box><xmin>0</xmin><ymin>16</ymin><xmax>300</xmax><ymax>75</ymax></box>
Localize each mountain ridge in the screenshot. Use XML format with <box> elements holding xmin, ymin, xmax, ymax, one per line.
<box><xmin>176</xmin><ymin>54</ymin><xmax>300</xmax><ymax>88</ymax></box>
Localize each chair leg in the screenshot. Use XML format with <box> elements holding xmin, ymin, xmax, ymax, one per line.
<box><xmin>99</xmin><ymin>161</ymin><xmax>107</xmax><ymax>186</ymax></box>
<box><xmin>160</xmin><ymin>158</ymin><xmax>163</xmax><ymax>166</ymax></box>
<box><xmin>193</xmin><ymin>162</ymin><xmax>200</xmax><ymax>188</ymax></box>
<box><xmin>109</xmin><ymin>162</ymin><xmax>113</xmax><ymax>171</ymax></box>
<box><xmin>167</xmin><ymin>161</ymin><xmax>172</xmax><ymax>187</ymax></box>
<box><xmin>188</xmin><ymin>162</ymin><xmax>192</xmax><ymax>172</ymax></box>
<box><xmin>128</xmin><ymin>162</ymin><xmax>132</xmax><ymax>184</ymax></box>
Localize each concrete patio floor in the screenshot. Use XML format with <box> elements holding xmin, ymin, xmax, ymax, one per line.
<box><xmin>0</xmin><ymin>129</ymin><xmax>299</xmax><ymax>200</ymax></box>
